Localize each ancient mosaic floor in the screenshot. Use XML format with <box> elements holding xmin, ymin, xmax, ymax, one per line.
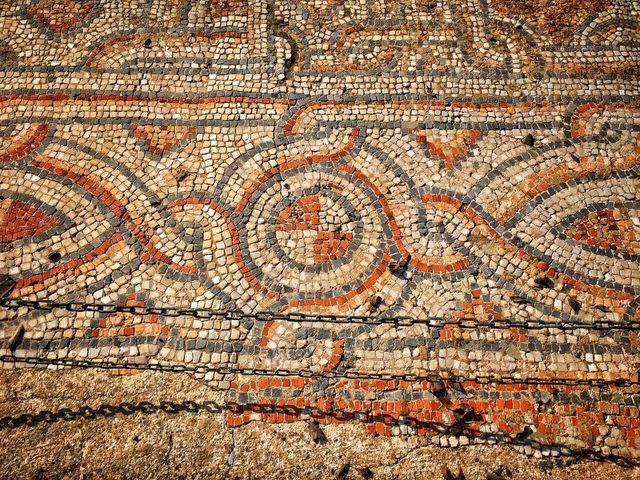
<box><xmin>1</xmin><ymin>0</ymin><xmax>640</xmax><ymax>467</ymax></box>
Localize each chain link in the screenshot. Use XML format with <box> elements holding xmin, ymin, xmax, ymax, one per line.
<box><xmin>1</xmin><ymin>393</ymin><xmax>636</xmax><ymax>467</ymax></box>
<box><xmin>2</xmin><ymin>297</ymin><xmax>638</xmax><ymax>387</ymax></box>
<box><xmin>1</xmin><ymin>297</ymin><xmax>637</xmax><ymax>331</ymax></box>
<box><xmin>1</xmin><ymin>354</ymin><xmax>637</xmax><ymax>387</ymax></box>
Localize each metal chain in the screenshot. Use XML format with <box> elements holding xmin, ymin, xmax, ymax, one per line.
<box><xmin>1</xmin><ymin>354</ymin><xmax>637</xmax><ymax>387</ymax></box>
<box><xmin>3</xmin><ymin>298</ymin><xmax>638</xmax><ymax>387</ymax></box>
<box><xmin>1</xmin><ymin>297</ymin><xmax>638</xmax><ymax>331</ymax></box>
<box><xmin>1</xmin><ymin>395</ymin><xmax>636</xmax><ymax>467</ymax></box>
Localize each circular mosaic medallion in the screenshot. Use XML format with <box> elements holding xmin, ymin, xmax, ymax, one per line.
<box><xmin>238</xmin><ymin>167</ymin><xmax>389</xmax><ymax>305</ymax></box>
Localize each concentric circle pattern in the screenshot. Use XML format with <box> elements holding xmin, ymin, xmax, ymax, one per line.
<box><xmin>241</xmin><ymin>168</ymin><xmax>388</xmax><ymax>307</ymax></box>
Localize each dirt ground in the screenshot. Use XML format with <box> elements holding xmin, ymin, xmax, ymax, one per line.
<box><xmin>0</xmin><ymin>369</ymin><xmax>638</xmax><ymax>480</ymax></box>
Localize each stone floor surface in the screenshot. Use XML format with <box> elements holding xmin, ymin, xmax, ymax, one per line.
<box><xmin>2</xmin><ymin>369</ymin><xmax>640</xmax><ymax>480</ymax></box>
<box><xmin>0</xmin><ymin>0</ymin><xmax>640</xmax><ymax>477</ymax></box>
